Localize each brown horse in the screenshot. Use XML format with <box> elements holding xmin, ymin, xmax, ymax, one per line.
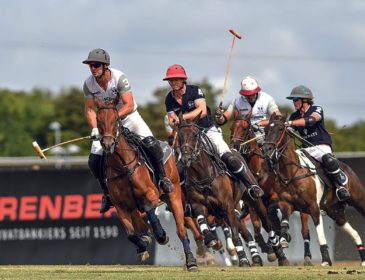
<box><xmin>230</xmin><ymin>116</ymin><xmax>313</xmax><ymax>265</ymax></box>
<box><xmin>175</xmin><ymin>114</ymin><xmax>288</xmax><ymax>266</ymax></box>
<box><xmin>262</xmin><ymin>114</ymin><xmax>365</xmax><ymax>266</ymax></box>
<box><xmin>96</xmin><ymin>103</ymin><xmax>197</xmax><ymax>271</ymax></box>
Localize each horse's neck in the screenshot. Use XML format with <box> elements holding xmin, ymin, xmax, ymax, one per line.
<box><xmin>188</xmin><ymin>150</ymin><xmax>215</xmax><ymax>178</ymax></box>
<box><xmin>113</xmin><ymin>136</ymin><xmax>138</xmax><ymax>164</ymax></box>
<box><xmin>279</xmin><ymin>138</ymin><xmax>300</xmax><ymax>176</ymax></box>
<box><xmin>248</xmin><ymin>142</ymin><xmax>270</xmax><ymax>175</ymax></box>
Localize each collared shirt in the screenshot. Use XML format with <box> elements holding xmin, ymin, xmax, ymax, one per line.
<box><xmin>83</xmin><ymin>68</ymin><xmax>137</xmax><ymax>111</ymax></box>
<box><xmin>165</xmin><ymin>85</ymin><xmax>213</xmax><ymax>129</ymax></box>
<box><xmin>289</xmin><ymin>105</ymin><xmax>332</xmax><ymax>147</ymax></box>
<box><xmin>227</xmin><ymin>91</ymin><xmax>279</xmax><ymax>124</ymax></box>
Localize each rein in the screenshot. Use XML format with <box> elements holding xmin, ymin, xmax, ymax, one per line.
<box><xmin>97</xmin><ymin>106</ymin><xmax>142</xmax><ymax>182</ymax></box>
<box><xmin>266</xmin><ymin>124</ymin><xmax>315</xmax><ymax>185</ymax></box>
<box><xmin>177</xmin><ymin>123</ymin><xmax>223</xmax><ymax>188</ymax></box>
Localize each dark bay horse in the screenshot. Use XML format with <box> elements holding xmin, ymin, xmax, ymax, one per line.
<box><xmin>230</xmin><ymin>116</ymin><xmax>313</xmax><ymax>265</ymax></box>
<box><xmin>262</xmin><ymin>114</ymin><xmax>365</xmax><ymax>266</ymax></box>
<box><xmin>96</xmin><ymin>103</ymin><xmax>197</xmax><ymax>271</ymax></box>
<box><xmin>175</xmin><ymin>115</ymin><xmax>287</xmax><ymax>266</ymax></box>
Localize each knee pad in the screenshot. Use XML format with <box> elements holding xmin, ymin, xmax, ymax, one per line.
<box><xmin>221</xmin><ymin>152</ymin><xmax>243</xmax><ymax>172</ymax></box>
<box><xmin>143</xmin><ymin>136</ymin><xmax>163</xmax><ymax>159</ymax></box>
<box><xmin>322</xmin><ymin>153</ymin><xmax>340</xmax><ymax>173</ymax></box>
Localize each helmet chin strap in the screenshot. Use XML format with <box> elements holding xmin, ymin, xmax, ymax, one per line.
<box><xmin>96</xmin><ymin>65</ymin><xmax>109</xmax><ymax>81</ymax></box>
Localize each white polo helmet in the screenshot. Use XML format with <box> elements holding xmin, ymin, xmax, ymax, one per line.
<box><xmin>239</xmin><ymin>76</ymin><xmax>261</xmax><ymax>96</ymax></box>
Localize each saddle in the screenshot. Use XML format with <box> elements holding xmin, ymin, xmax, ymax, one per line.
<box><xmin>118</xmin><ymin>126</ymin><xmax>172</xmax><ymax>184</ymax></box>
<box><xmin>296</xmin><ymin>149</ymin><xmax>336</xmax><ymax>190</ymax></box>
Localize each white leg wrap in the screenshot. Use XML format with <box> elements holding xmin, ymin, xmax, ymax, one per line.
<box><xmin>341</xmin><ymin>222</ymin><xmax>362</xmax><ymax>245</ymax></box>
<box><xmin>315</xmin><ymin>214</ymin><xmax>327</xmax><ymax>246</ymax></box>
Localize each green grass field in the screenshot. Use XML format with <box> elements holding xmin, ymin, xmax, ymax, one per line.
<box><xmin>0</xmin><ymin>265</ymin><xmax>364</xmax><ymax>280</ymax></box>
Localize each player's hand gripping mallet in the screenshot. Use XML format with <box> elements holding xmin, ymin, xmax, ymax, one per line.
<box><xmin>219</xmin><ymin>29</ymin><xmax>242</xmax><ymax>109</ymax></box>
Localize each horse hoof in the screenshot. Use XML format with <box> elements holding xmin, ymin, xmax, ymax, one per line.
<box><xmin>304</xmin><ymin>256</ymin><xmax>313</xmax><ymax>266</ymax></box>
<box><xmin>227</xmin><ymin>248</ymin><xmax>236</xmax><ymax>256</ymax></box>
<box><xmin>278</xmin><ymin>257</ymin><xmax>290</xmax><ymax>266</ymax></box>
<box><xmin>280</xmin><ymin>237</ymin><xmax>289</xmax><ymax>248</ymax></box>
<box><xmin>196</xmin><ymin>255</ymin><xmax>206</xmax><ymax>265</ymax></box>
<box><xmin>157</xmin><ymin>235</ymin><xmax>169</xmax><ymax>245</ymax></box>
<box><xmin>321</xmin><ymin>261</ymin><xmax>330</xmax><ymax>267</ymax></box>
<box><xmin>137</xmin><ymin>251</ymin><xmax>150</xmax><ymax>262</ymax></box>
<box><xmin>267</xmin><ymin>252</ymin><xmax>277</xmax><ymax>262</ymax></box>
<box><xmin>207</xmin><ymin>259</ymin><xmax>215</xmax><ymax>266</ymax></box>
<box><xmin>185</xmin><ymin>251</ymin><xmax>198</xmax><ymax>272</ymax></box>
<box><xmin>231</xmin><ymin>254</ymin><xmax>239</xmax><ymax>266</ymax></box>
<box><xmin>239</xmin><ymin>258</ymin><xmax>250</xmax><ymax>267</ymax></box>
<box><xmin>361</xmin><ymin>261</ymin><xmax>365</xmax><ymax>267</ymax></box>
<box><xmin>252</xmin><ymin>255</ymin><xmax>263</xmax><ymax>266</ymax></box>
<box><xmin>212</xmin><ymin>239</ymin><xmax>223</xmax><ymax>251</ymax></box>
<box><xmin>187</xmin><ymin>265</ymin><xmax>198</xmax><ymax>272</ymax></box>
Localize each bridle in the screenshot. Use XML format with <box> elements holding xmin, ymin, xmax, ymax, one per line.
<box><xmin>263</xmin><ymin>118</ymin><xmax>315</xmax><ymax>185</ymax></box>
<box><xmin>177</xmin><ymin>123</ymin><xmax>202</xmax><ymax>167</ymax></box>
<box><xmin>97</xmin><ymin>106</ymin><xmax>119</xmax><ymax>153</ymax></box>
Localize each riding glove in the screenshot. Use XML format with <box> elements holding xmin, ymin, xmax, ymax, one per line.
<box><xmin>252</xmin><ymin>123</ymin><xmax>260</xmax><ymax>132</ymax></box>
<box><xmin>91</xmin><ymin>127</ymin><xmax>101</xmax><ymax>140</ymax></box>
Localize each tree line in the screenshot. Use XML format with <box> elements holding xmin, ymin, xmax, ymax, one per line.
<box><xmin>1</xmin><ymin>81</ymin><xmax>364</xmax><ymax>157</ymax></box>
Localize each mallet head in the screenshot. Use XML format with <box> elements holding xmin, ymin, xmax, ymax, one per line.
<box><xmin>229</xmin><ymin>29</ymin><xmax>242</xmax><ymax>39</ymax></box>
<box><xmin>32</xmin><ymin>141</ymin><xmax>47</xmax><ymax>160</ymax></box>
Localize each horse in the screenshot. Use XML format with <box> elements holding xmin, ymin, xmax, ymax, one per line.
<box><xmin>230</xmin><ymin>116</ymin><xmax>314</xmax><ymax>265</ymax></box>
<box><xmin>175</xmin><ymin>114</ymin><xmax>287</xmax><ymax>266</ymax></box>
<box><xmin>261</xmin><ymin>114</ymin><xmax>365</xmax><ymax>266</ymax></box>
<box><xmin>96</xmin><ymin>102</ymin><xmax>197</xmax><ymax>271</ymax></box>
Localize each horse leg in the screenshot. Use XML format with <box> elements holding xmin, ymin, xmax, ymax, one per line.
<box><xmin>250</xmin><ymin>206</ymin><xmax>276</xmax><ymax>262</ymax></box>
<box><xmin>236</xmin><ymin>213</ymin><xmax>263</xmax><ymax>266</ymax></box>
<box><xmin>116</xmin><ymin>208</ymin><xmax>150</xmax><ymax>262</ymax></box>
<box><xmin>130</xmin><ymin>170</ymin><xmax>169</xmax><ymax>245</ymax></box>
<box><xmin>278</xmin><ymin>202</ymin><xmax>293</xmax><ymax>248</ymax></box>
<box><xmin>310</xmin><ymin>206</ymin><xmax>332</xmax><ymax>266</ymax></box>
<box><xmin>164</xmin><ymin>173</ymin><xmax>198</xmax><ymax>271</ymax></box>
<box><xmin>300</xmin><ymin>212</ymin><xmax>313</xmax><ymax>266</ymax></box>
<box><xmin>195</xmin><ymin>211</ymin><xmax>219</xmax><ymax>248</ymax></box>
<box><xmin>248</xmin><ymin>198</ymin><xmax>289</xmax><ymax>266</ymax></box>
<box><xmin>184</xmin><ymin>216</ymin><xmax>206</xmax><ymax>265</ymax></box>
<box><xmin>225</xmin><ymin>208</ymin><xmax>250</xmax><ymax>267</ymax></box>
<box><xmin>221</xmin><ymin>223</ymin><xmax>239</xmax><ymax>265</ymax></box>
<box><xmin>326</xmin><ymin>204</ymin><xmax>365</xmax><ymax>267</ymax></box>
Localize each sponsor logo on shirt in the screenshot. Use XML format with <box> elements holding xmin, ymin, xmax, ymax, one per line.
<box><xmin>187</xmin><ymin>101</ymin><xmax>195</xmax><ymax>110</ymax></box>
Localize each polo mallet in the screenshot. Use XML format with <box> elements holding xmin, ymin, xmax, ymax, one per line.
<box><xmin>32</xmin><ymin>136</ymin><xmax>92</xmax><ymax>160</ymax></box>
<box><xmin>219</xmin><ymin>29</ymin><xmax>242</xmax><ymax>109</ymax></box>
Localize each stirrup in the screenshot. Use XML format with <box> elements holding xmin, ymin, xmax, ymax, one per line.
<box><xmin>159</xmin><ymin>177</ymin><xmax>174</xmax><ymax>193</ymax></box>
<box><xmin>336</xmin><ymin>186</ymin><xmax>350</xmax><ymax>202</ymax></box>
<box><xmin>248</xmin><ymin>185</ymin><xmax>264</xmax><ymax>200</ymax></box>
<box><xmin>100</xmin><ymin>195</ymin><xmax>112</xmax><ymax>214</ymax></box>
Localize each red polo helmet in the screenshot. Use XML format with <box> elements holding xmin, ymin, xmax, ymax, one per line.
<box><xmin>239</xmin><ymin>76</ymin><xmax>261</xmax><ymax>96</ymax></box>
<box><xmin>163</xmin><ymin>64</ymin><xmax>188</xmax><ymax>80</ymax></box>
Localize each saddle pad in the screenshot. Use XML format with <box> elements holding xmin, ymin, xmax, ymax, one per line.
<box><xmin>160</xmin><ymin>140</ymin><xmax>172</xmax><ymax>165</ymax></box>
<box><xmin>295</xmin><ymin>149</ymin><xmax>317</xmax><ymax>172</ymax></box>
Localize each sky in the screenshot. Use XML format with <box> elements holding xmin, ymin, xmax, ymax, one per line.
<box><xmin>1</xmin><ymin>0</ymin><xmax>365</xmax><ymax>126</ymax></box>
